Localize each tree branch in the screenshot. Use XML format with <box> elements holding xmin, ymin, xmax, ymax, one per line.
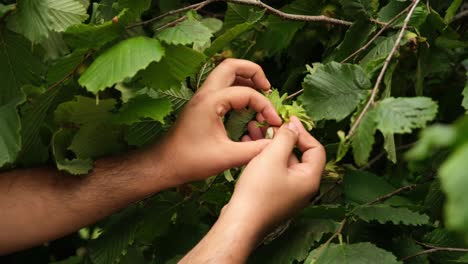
<box><xmin>47</xmin><ymin>52</ymin><xmax>93</xmax><ymax>91</ymax></box>
<box><xmin>285</xmin><ymin>5</ymin><xmax>412</xmax><ymax>100</ymax></box>
<box><xmin>359</xmin><ymin>143</ymin><xmax>414</xmax><ymax>170</ymax></box>
<box><xmin>366</xmin><ymin>184</ymin><xmax>418</xmax><ymax>206</ymax></box>
<box><xmin>401</xmin><ymin>241</ymin><xmax>468</xmax><ymax>261</ymax></box>
<box><xmin>346</xmin><ymin>0</ymin><xmax>421</xmax><ymax>141</ymax></box>
<box><xmin>309</xmin><ymin>218</ymin><xmax>347</xmax><ymax>261</ymax></box>
<box><xmin>126</xmin><ymin>0</ymin><xmax>216</xmax><ymax>29</ymax></box>
<box><xmin>341</xmin><ymin>4</ymin><xmax>412</xmax><ymax>63</ymax></box>
<box><xmin>453</xmin><ymin>9</ymin><xmax>468</xmax><ymax>22</ymax></box>
<box><xmin>127</xmin><ymin>0</ymin><xmax>353</xmax><ymax>30</ymax></box>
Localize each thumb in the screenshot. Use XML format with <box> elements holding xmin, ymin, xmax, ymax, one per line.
<box><xmin>263</xmin><ymin>122</ymin><xmax>299</xmax><ymax>163</ymax></box>
<box><xmin>227</xmin><ymin>139</ymin><xmax>271</xmax><ymax>167</ymax></box>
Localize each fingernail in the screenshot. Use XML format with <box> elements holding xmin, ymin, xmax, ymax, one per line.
<box><xmin>287</xmin><ymin>122</ymin><xmax>299</xmax><ymax>134</ymax></box>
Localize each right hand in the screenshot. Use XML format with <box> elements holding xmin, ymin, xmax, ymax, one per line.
<box><xmin>221</xmin><ymin>116</ymin><xmax>326</xmax><ymax>236</ymax></box>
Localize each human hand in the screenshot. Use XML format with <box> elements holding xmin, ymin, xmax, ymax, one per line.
<box><xmin>180</xmin><ymin>116</ymin><xmax>325</xmax><ymax>263</ymax></box>
<box><xmin>156</xmin><ymin>59</ymin><xmax>282</xmax><ymax>185</ymax></box>
<box><xmin>223</xmin><ymin>116</ymin><xmax>326</xmax><ymax>237</ymax></box>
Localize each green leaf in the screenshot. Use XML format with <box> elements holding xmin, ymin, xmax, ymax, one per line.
<box><xmin>327</xmin><ymin>20</ymin><xmax>376</xmax><ymax>62</ymax></box>
<box><xmin>391</xmin><ymin>238</ymin><xmax>429</xmax><ymax>264</ymax></box>
<box><xmin>223</xmin><ymin>3</ymin><xmax>262</xmax><ymax>29</ymax></box>
<box><xmin>154</xmin><ymin>85</ymin><xmax>194</xmax><ymax>113</ymax></box>
<box><xmin>351</xmin><ymin>109</ymin><xmax>377</xmax><ymax>166</ymax></box>
<box><xmin>340</xmin><ymin>0</ymin><xmax>379</xmax><ymax>18</ymax></box>
<box><xmin>439</xmin><ymin>142</ymin><xmax>468</xmax><ymax>236</ymax></box>
<box><xmin>0</xmin><ymin>4</ymin><xmax>16</xmax><ymax>18</ymax></box>
<box><xmin>375</xmin><ymin>97</ymin><xmax>438</xmax><ymax>134</ymax></box>
<box><xmin>79</xmin><ymin>37</ymin><xmax>165</xmax><ymax>93</ymax></box>
<box><xmin>226</xmin><ymin>109</ymin><xmax>255</xmax><ymax>141</ymax></box>
<box><xmin>353</xmin><ymin>204</ymin><xmax>429</xmax><ymax>225</ymax></box>
<box><xmin>46</xmin><ymin>49</ymin><xmax>87</xmax><ymax>84</ymax></box>
<box><xmin>115</xmin><ymin>95</ymin><xmax>172</xmax><ymax>124</ymax></box>
<box><xmin>344</xmin><ymin>171</ymin><xmax>410</xmax><ymax>205</ymax></box>
<box><xmin>89</xmin><ymin>206</ymin><xmax>141</xmax><ymax>264</ymax></box>
<box><xmin>64</xmin><ymin>20</ymin><xmax>124</xmax><ymax>49</ymax></box>
<box><xmin>0</xmin><ymin>30</ymin><xmax>44</xmax><ymax>105</ymax></box>
<box><xmin>252</xmin><ymin>219</ymin><xmax>340</xmax><ymax>263</ymax></box>
<box><xmin>305</xmin><ymin>242</ymin><xmax>400</xmax><ymax>264</ymax></box>
<box><xmin>0</xmin><ymin>97</ymin><xmax>25</xmax><ymax>167</ymax></box>
<box><xmin>69</xmin><ymin>123</ymin><xmax>124</xmax><ymax>159</ymax></box>
<box><xmin>360</xmin><ymin>35</ymin><xmax>397</xmax><ymax>74</ymax></box>
<box><xmin>266</xmin><ymin>89</ymin><xmax>314</xmax><ymax>130</ymax></box>
<box><xmin>52</xmin><ymin>128</ymin><xmax>93</xmax><ymax>175</ymax></box>
<box><xmin>462</xmin><ymin>73</ymin><xmax>468</xmax><ymax>113</ymax></box>
<box><xmin>406</xmin><ymin>124</ymin><xmax>457</xmax><ymax>160</ymax></box>
<box><xmin>140</xmin><ymin>45</ymin><xmax>206</xmax><ymax>91</ymax></box>
<box><xmin>157</xmin><ymin>18</ymin><xmax>213</xmax><ymax>46</ymax></box>
<box><xmin>55</xmin><ymin>96</ymin><xmax>117</xmax><ymax>125</ymax></box>
<box><xmin>423</xmin><ymin>228</ymin><xmax>467</xmax><ymax>262</ymax></box>
<box><xmin>383</xmin><ymin>133</ymin><xmax>397</xmax><ymax>163</ymax></box>
<box><xmin>118</xmin><ymin>0</ymin><xmax>151</xmax><ymax>22</ymax></box>
<box><xmin>18</xmin><ymin>86</ymin><xmax>64</xmax><ymax>166</ymax></box>
<box><xmin>445</xmin><ymin>0</ymin><xmax>463</xmax><ymax>23</ymax></box>
<box><xmin>378</xmin><ymin>2</ymin><xmax>428</xmax><ymax>28</ymax></box>
<box><xmin>126</xmin><ymin>121</ymin><xmax>166</xmax><ymax>147</ymax></box>
<box><xmin>302</xmin><ymin>62</ymin><xmax>371</xmax><ymax>121</ymax></box>
<box><xmin>255</xmin><ymin>0</ymin><xmax>321</xmax><ymax>56</ymax></box>
<box><xmin>204</xmin><ymin>9</ymin><xmax>264</xmax><ymax>58</ymax></box>
<box><xmin>7</xmin><ymin>0</ymin><xmax>88</xmax><ymax>43</ymax></box>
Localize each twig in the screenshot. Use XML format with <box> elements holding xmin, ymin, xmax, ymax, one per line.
<box><xmin>401</xmin><ymin>241</ymin><xmax>468</xmax><ymax>261</ymax></box>
<box><xmin>224</xmin><ymin>0</ymin><xmax>352</xmax><ymax>26</ymax></box>
<box><xmin>127</xmin><ymin>0</ymin><xmax>353</xmax><ymax>30</ymax></box>
<box><xmin>346</xmin><ymin>0</ymin><xmax>421</xmax><ymax>141</ymax></box>
<box><xmin>126</xmin><ymin>0</ymin><xmax>216</xmax><ymax>29</ymax></box>
<box><xmin>366</xmin><ymin>184</ymin><xmax>418</xmax><ymax>205</ymax></box>
<box><xmin>47</xmin><ymin>52</ymin><xmax>93</xmax><ymax>91</ymax></box>
<box><xmin>341</xmin><ymin>5</ymin><xmax>412</xmax><ymax>63</ymax></box>
<box><xmin>286</xmin><ymin>5</ymin><xmax>411</xmax><ymax>100</ymax></box>
<box><xmin>155</xmin><ymin>15</ymin><xmax>188</xmax><ymax>31</ymax></box>
<box><xmin>0</xmin><ymin>4</ymin><xmax>16</xmax><ymax>22</ymax></box>
<box><xmin>453</xmin><ymin>9</ymin><xmax>468</xmax><ymax>22</ymax></box>
<box><xmin>310</xmin><ymin>219</ymin><xmax>347</xmax><ymax>260</ymax></box>
<box><xmin>359</xmin><ymin>143</ymin><xmax>414</xmax><ymax>170</ymax></box>
<box><xmin>286</xmin><ymin>89</ymin><xmax>304</xmax><ymax>100</ymax></box>
<box><xmin>311</xmin><ymin>179</ymin><xmax>343</xmax><ymax>205</ymax></box>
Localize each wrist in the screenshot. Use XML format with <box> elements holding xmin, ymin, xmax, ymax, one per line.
<box><xmin>107</xmin><ymin>146</ymin><xmax>180</xmax><ymax>198</ymax></box>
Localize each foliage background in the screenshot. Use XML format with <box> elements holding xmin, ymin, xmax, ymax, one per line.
<box><xmin>0</xmin><ymin>0</ymin><xmax>467</xmax><ymax>263</ymax></box>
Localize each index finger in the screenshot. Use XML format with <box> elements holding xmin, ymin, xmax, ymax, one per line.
<box><xmin>290</xmin><ymin>116</ymin><xmax>326</xmax><ymax>167</ymax></box>
<box><xmin>202</xmin><ymin>59</ymin><xmax>271</xmax><ymax>91</ymax></box>
<box><xmin>218</xmin><ymin>86</ymin><xmax>282</xmax><ymax>126</ymax></box>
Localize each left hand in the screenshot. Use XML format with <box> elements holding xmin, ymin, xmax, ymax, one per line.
<box><xmin>156</xmin><ymin>59</ymin><xmax>282</xmax><ymax>184</ymax></box>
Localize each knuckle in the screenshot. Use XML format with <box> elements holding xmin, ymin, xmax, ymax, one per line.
<box><xmin>221</xmin><ymin>58</ymin><xmax>236</xmax><ymax>66</ymax></box>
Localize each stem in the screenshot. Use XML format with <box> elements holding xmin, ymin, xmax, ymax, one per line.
<box><xmin>366</xmin><ymin>184</ymin><xmax>418</xmax><ymax>205</ymax></box>
<box><xmin>310</xmin><ymin>219</ymin><xmax>347</xmax><ymax>260</ymax></box>
<box><xmin>286</xmin><ymin>89</ymin><xmax>304</xmax><ymax>100</ymax></box>
<box><xmin>286</xmin><ymin>4</ymin><xmax>411</xmax><ymax>100</ymax></box>
<box><xmin>341</xmin><ymin>5</ymin><xmax>412</xmax><ymax>63</ymax></box>
<box><xmin>453</xmin><ymin>9</ymin><xmax>468</xmax><ymax>22</ymax></box>
<box><xmin>346</xmin><ymin>0</ymin><xmax>421</xmax><ymax>141</ymax></box>
<box><xmin>401</xmin><ymin>241</ymin><xmax>468</xmax><ymax>261</ymax></box>
<box><xmin>127</xmin><ymin>0</ymin><xmax>353</xmax><ymax>30</ymax></box>
<box><xmin>47</xmin><ymin>52</ymin><xmax>93</xmax><ymax>91</ymax></box>
<box><xmin>311</xmin><ymin>179</ymin><xmax>342</xmax><ymax>205</ymax></box>
<box><xmin>126</xmin><ymin>0</ymin><xmax>216</xmax><ymax>29</ymax></box>
<box><xmin>359</xmin><ymin>143</ymin><xmax>414</xmax><ymax>170</ymax></box>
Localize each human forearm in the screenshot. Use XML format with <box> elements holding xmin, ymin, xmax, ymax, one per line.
<box><xmin>0</xmin><ymin>147</ymin><xmax>175</xmax><ymax>255</ymax></box>
<box><xmin>180</xmin><ymin>206</ymin><xmax>263</xmax><ymax>264</ymax></box>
